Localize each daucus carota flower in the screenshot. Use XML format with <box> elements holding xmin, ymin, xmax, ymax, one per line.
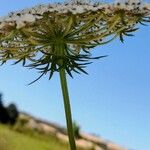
<box><xmin>0</xmin><ymin>1</ymin><xmax>149</xmax><ymax>82</ymax></box>
<box><xmin>0</xmin><ymin>1</ymin><xmax>149</xmax><ymax>150</ymax></box>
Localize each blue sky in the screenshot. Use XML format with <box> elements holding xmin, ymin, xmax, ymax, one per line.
<box><xmin>0</xmin><ymin>1</ymin><xmax>150</xmax><ymax>150</ymax></box>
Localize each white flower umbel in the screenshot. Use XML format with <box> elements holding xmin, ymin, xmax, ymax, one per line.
<box><xmin>0</xmin><ymin>2</ymin><xmax>149</xmax><ymax>30</ymax></box>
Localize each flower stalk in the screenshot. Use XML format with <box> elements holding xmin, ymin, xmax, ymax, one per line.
<box><xmin>59</xmin><ymin>68</ymin><xmax>76</xmax><ymax>150</ymax></box>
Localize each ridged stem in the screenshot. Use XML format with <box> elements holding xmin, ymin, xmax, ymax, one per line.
<box><xmin>59</xmin><ymin>68</ymin><xmax>76</xmax><ymax>150</ymax></box>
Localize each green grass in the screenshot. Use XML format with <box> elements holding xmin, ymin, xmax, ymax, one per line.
<box><xmin>0</xmin><ymin>124</ymin><xmax>70</xmax><ymax>150</ymax></box>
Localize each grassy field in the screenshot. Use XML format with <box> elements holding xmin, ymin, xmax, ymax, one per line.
<box><xmin>0</xmin><ymin>124</ymin><xmax>70</xmax><ymax>150</ymax></box>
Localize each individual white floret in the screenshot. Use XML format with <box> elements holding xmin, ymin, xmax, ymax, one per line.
<box><xmin>142</xmin><ymin>3</ymin><xmax>150</xmax><ymax>10</ymax></box>
<box><xmin>16</xmin><ymin>20</ymin><xmax>26</xmax><ymax>29</ymax></box>
<box><xmin>21</xmin><ymin>14</ymin><xmax>36</xmax><ymax>22</ymax></box>
<box><xmin>75</xmin><ymin>5</ymin><xmax>85</xmax><ymax>13</ymax></box>
<box><xmin>0</xmin><ymin>22</ymin><xmax>7</xmax><ymax>29</ymax></box>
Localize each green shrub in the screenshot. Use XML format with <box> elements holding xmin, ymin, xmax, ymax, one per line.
<box><xmin>73</xmin><ymin>121</ymin><xmax>81</xmax><ymax>139</ymax></box>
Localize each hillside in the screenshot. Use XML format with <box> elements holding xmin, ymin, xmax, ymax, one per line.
<box><xmin>0</xmin><ymin>124</ymin><xmax>70</xmax><ymax>150</ymax></box>
<box><xmin>9</xmin><ymin>112</ymin><xmax>127</xmax><ymax>150</ymax></box>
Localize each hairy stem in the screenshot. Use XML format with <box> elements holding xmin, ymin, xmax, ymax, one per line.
<box><xmin>59</xmin><ymin>68</ymin><xmax>76</xmax><ymax>150</ymax></box>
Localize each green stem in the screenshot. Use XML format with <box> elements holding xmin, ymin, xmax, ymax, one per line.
<box><xmin>59</xmin><ymin>68</ymin><xmax>76</xmax><ymax>150</ymax></box>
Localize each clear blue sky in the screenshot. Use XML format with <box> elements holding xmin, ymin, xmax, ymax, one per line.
<box><xmin>0</xmin><ymin>1</ymin><xmax>150</xmax><ymax>150</ymax></box>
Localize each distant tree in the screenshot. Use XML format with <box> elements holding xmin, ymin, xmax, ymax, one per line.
<box><xmin>0</xmin><ymin>93</ymin><xmax>9</xmax><ymax>124</ymax></box>
<box><xmin>7</xmin><ymin>103</ymin><xmax>19</xmax><ymax>125</ymax></box>
<box><xmin>73</xmin><ymin>121</ymin><xmax>81</xmax><ymax>139</ymax></box>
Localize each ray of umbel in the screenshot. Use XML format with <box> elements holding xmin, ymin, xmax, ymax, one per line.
<box><xmin>0</xmin><ymin>0</ymin><xmax>150</xmax><ymax>150</ymax></box>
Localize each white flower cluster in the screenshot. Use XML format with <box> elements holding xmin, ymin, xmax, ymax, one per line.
<box><xmin>0</xmin><ymin>1</ymin><xmax>150</xmax><ymax>29</ymax></box>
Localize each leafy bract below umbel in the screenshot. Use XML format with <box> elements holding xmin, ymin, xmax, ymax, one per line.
<box><xmin>0</xmin><ymin>1</ymin><xmax>150</xmax><ymax>83</ymax></box>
